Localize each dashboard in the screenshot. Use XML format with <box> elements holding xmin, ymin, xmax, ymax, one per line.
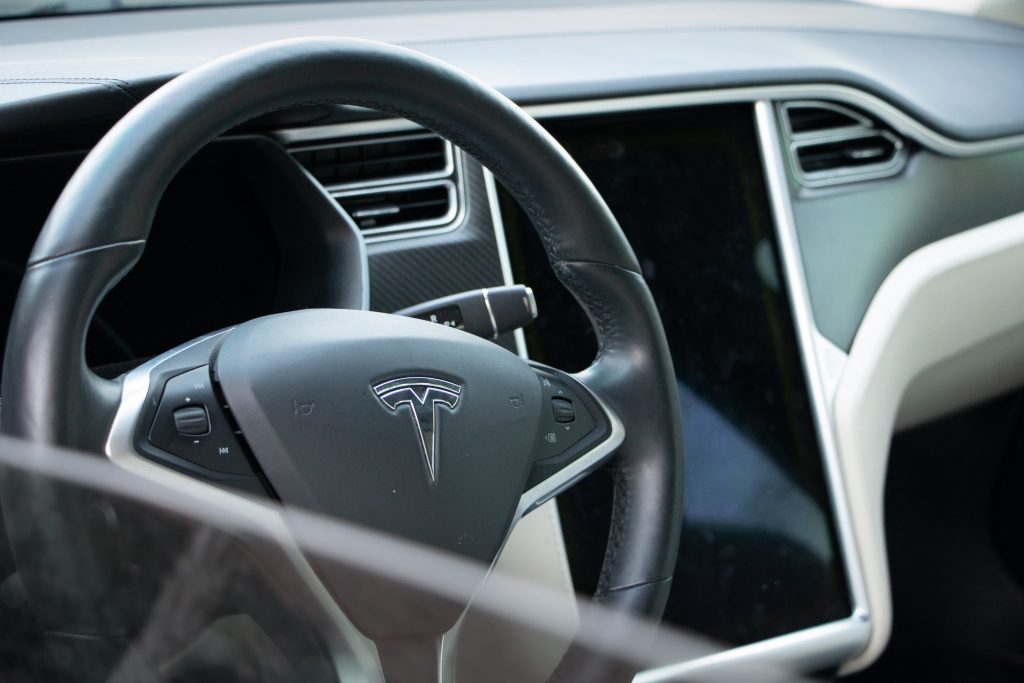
<box><xmin>1</xmin><ymin>1</ymin><xmax>1024</xmax><ymax>681</ymax></box>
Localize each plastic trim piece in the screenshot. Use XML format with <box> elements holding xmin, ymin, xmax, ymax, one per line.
<box><xmin>636</xmin><ymin>617</ymin><xmax>869</xmax><ymax>683</ymax></box>
<box><xmin>831</xmin><ymin>209</ymin><xmax>1024</xmax><ymax>673</ymax></box>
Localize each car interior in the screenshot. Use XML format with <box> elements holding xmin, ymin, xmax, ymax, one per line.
<box><xmin>1</xmin><ymin>1</ymin><xmax>1023</xmax><ymax>682</ymax></box>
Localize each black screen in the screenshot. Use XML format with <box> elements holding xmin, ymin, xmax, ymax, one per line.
<box><xmin>0</xmin><ymin>146</ymin><xmax>281</xmax><ymax>379</ymax></box>
<box><xmin>501</xmin><ymin>103</ymin><xmax>851</xmax><ymax>645</ymax></box>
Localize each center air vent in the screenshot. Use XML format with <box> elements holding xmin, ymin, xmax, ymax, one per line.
<box><xmin>336</xmin><ymin>181</ymin><xmax>457</xmax><ymax>231</ymax></box>
<box><xmin>779</xmin><ymin>100</ymin><xmax>907</xmax><ymax>188</ymax></box>
<box><xmin>290</xmin><ymin>131</ymin><xmax>462</xmax><ymax>240</ymax></box>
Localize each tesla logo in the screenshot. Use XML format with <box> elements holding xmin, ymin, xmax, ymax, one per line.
<box><xmin>373</xmin><ymin>377</ymin><xmax>462</xmax><ymax>483</ymax></box>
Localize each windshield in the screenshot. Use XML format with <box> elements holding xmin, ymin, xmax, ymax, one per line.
<box><xmin>3</xmin><ymin>0</ymin><xmax>1024</xmax><ymax>26</ymax></box>
<box><xmin>0</xmin><ymin>435</ymin><xmax>802</xmax><ymax>683</ymax></box>
<box><xmin>1</xmin><ymin>0</ymin><xmax>311</xmax><ymax>20</ymax></box>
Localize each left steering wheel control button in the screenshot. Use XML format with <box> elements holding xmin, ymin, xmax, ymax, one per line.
<box><xmin>173</xmin><ymin>405</ymin><xmax>211</xmax><ymax>436</ymax></box>
<box><xmin>148</xmin><ymin>366</ymin><xmax>254</xmax><ymax>476</ymax></box>
<box><xmin>551</xmin><ymin>397</ymin><xmax>576</xmax><ymax>424</ymax></box>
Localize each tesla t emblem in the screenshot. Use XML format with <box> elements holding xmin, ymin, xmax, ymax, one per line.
<box><xmin>373</xmin><ymin>377</ymin><xmax>463</xmax><ymax>483</ymax></box>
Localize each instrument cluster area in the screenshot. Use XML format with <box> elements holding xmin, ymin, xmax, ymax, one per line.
<box><xmin>0</xmin><ymin>146</ymin><xmax>282</xmax><ymax>378</ymax></box>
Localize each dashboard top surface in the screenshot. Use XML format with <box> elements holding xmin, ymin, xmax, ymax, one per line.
<box><xmin>1</xmin><ymin>0</ymin><xmax>1023</xmax><ymax>144</ymax></box>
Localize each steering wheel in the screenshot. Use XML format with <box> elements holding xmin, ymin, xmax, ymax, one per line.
<box><xmin>0</xmin><ymin>38</ymin><xmax>684</xmax><ymax>682</ymax></box>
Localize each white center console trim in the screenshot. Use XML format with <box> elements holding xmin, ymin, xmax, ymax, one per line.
<box><xmin>833</xmin><ymin>209</ymin><xmax>1024</xmax><ymax>672</ymax></box>
<box><xmin>637</xmin><ymin>616</ymin><xmax>870</xmax><ymax>683</ymax></box>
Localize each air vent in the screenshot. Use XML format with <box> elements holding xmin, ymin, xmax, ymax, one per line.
<box><xmin>291</xmin><ymin>133</ymin><xmax>452</xmax><ymax>189</ymax></box>
<box><xmin>782</xmin><ymin>101</ymin><xmax>871</xmax><ymax>136</ymax></box>
<box><xmin>290</xmin><ymin>131</ymin><xmax>462</xmax><ymax>240</ymax></box>
<box><xmin>778</xmin><ymin>100</ymin><xmax>907</xmax><ymax>188</ymax></box>
<box><xmin>796</xmin><ymin>133</ymin><xmax>900</xmax><ymax>175</ymax></box>
<box><xmin>334</xmin><ymin>181</ymin><xmax>457</xmax><ymax>232</ymax></box>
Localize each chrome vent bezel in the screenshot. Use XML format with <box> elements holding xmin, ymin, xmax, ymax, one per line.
<box><xmin>779</xmin><ymin>100</ymin><xmax>908</xmax><ymax>188</ymax></box>
<box><xmin>289</xmin><ymin>131</ymin><xmax>464</xmax><ymax>242</ymax></box>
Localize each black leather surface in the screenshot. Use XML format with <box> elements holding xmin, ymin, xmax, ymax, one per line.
<box><xmin>570</xmin><ymin>263</ymin><xmax>684</xmax><ymax>599</ymax></box>
<box><xmin>1</xmin><ymin>244</ymin><xmax>142</xmax><ymax>452</ymax></box>
<box><xmin>0</xmin><ymin>38</ymin><xmax>683</xmax><ymax>653</ymax></box>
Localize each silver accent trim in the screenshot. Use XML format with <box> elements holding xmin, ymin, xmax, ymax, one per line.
<box><xmin>517</xmin><ymin>380</ymin><xmax>625</xmax><ymax>518</ymax></box>
<box><xmin>636</xmin><ymin>616</ymin><xmax>870</xmax><ymax>683</ymax></box>
<box><xmin>759</xmin><ymin>99</ymin><xmax>869</xmax><ymax>646</ymax></box>
<box><xmin>480</xmin><ymin>288</ymin><xmax>500</xmax><ymax>339</ymax></box>
<box><xmin>483</xmin><ymin>168</ymin><xmax>530</xmax><ymax>360</ymax></box>
<box><xmin>524</xmin><ymin>286</ymin><xmax>538</xmax><ymax>320</ymax></box>
<box><xmin>104</xmin><ymin>333</ymin><xmax>384</xmax><ymax>683</ymax></box>
<box><xmin>813</xmin><ymin>330</ymin><xmax>849</xmax><ymax>411</ymax></box>
<box><xmin>277</xmin><ymin>83</ymin><xmax>1024</xmax><ymax>158</ymax></box>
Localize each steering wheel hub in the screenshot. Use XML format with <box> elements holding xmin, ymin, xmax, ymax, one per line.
<box><xmin>216</xmin><ymin>309</ymin><xmax>542</xmax><ymax>565</ymax></box>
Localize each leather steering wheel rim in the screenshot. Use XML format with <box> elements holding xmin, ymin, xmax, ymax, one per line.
<box><xmin>1</xmin><ymin>37</ymin><xmax>683</xmax><ymax>646</ymax></box>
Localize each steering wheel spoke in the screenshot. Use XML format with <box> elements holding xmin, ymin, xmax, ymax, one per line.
<box><xmin>105</xmin><ymin>329</ymin><xmax>273</xmax><ymax>496</ymax></box>
<box><xmin>518</xmin><ymin>365</ymin><xmax>624</xmax><ymax>517</ymax></box>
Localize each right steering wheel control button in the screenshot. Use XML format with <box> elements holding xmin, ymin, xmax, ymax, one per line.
<box><xmin>148</xmin><ymin>366</ymin><xmax>254</xmax><ymax>476</ymax></box>
<box><xmin>533</xmin><ymin>369</ymin><xmax>596</xmax><ymax>460</ymax></box>
<box><xmin>551</xmin><ymin>397</ymin><xmax>576</xmax><ymax>423</ymax></box>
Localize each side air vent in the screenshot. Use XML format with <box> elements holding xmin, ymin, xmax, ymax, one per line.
<box><xmin>778</xmin><ymin>100</ymin><xmax>907</xmax><ymax>188</ymax></box>
<box><xmin>290</xmin><ymin>131</ymin><xmax>462</xmax><ymax>240</ymax></box>
<box><xmin>795</xmin><ymin>133</ymin><xmax>901</xmax><ymax>174</ymax></box>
